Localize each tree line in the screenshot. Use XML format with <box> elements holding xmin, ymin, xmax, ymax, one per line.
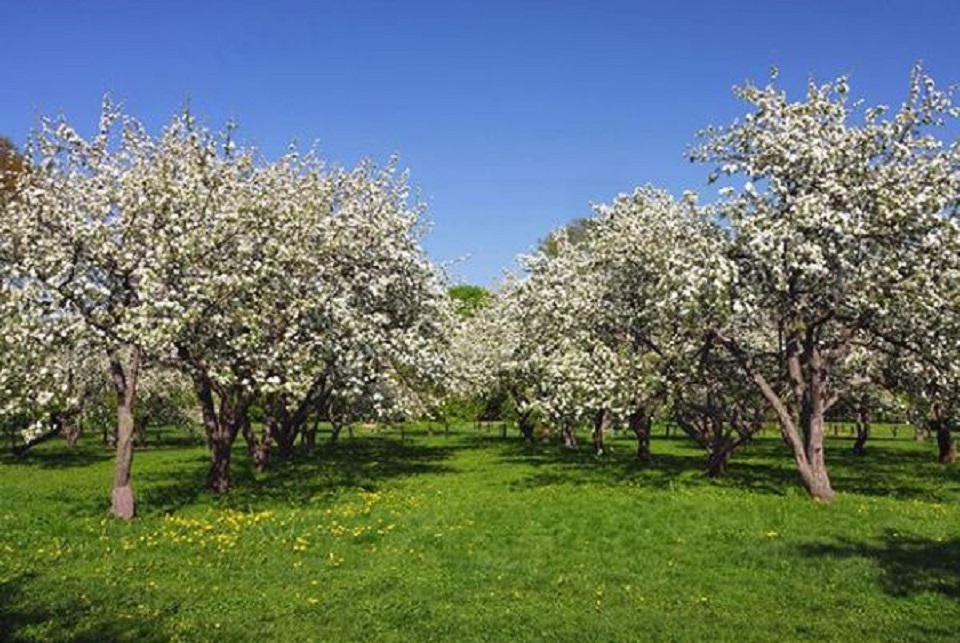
<box><xmin>1</xmin><ymin>65</ymin><xmax>958</xmax><ymax>516</ymax></box>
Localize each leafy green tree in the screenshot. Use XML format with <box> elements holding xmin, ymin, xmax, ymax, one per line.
<box><xmin>448</xmin><ymin>285</ymin><xmax>492</xmax><ymax>318</ymax></box>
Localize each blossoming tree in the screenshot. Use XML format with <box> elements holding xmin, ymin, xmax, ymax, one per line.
<box><xmin>691</xmin><ymin>66</ymin><xmax>960</xmax><ymax>500</ymax></box>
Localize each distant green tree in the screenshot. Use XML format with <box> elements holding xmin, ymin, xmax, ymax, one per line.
<box><xmin>448</xmin><ymin>285</ymin><xmax>492</xmax><ymax>318</ymax></box>
<box><xmin>0</xmin><ymin>136</ymin><xmax>25</xmax><ymax>201</ymax></box>
<box><xmin>537</xmin><ymin>216</ymin><xmax>598</xmax><ymax>257</ymax></box>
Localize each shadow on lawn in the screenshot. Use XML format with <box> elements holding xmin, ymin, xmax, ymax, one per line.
<box><xmin>1</xmin><ymin>444</ymin><xmax>114</xmax><ymax>470</ymax></box>
<box><xmin>799</xmin><ymin>530</ymin><xmax>960</xmax><ymax>600</ymax></box>
<box><xmin>475</xmin><ymin>431</ymin><xmax>957</xmax><ymax>501</ymax></box>
<box><xmin>140</xmin><ymin>435</ymin><xmax>460</xmax><ymax>514</ymax></box>
<box><xmin>0</xmin><ymin>573</ymin><xmax>172</xmax><ymax>642</ymax></box>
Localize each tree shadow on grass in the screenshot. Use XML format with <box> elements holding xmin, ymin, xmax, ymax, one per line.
<box><xmin>475</xmin><ymin>434</ymin><xmax>798</xmax><ymax>495</ymax></box>
<box><xmin>0</xmin><ymin>444</ymin><xmax>114</xmax><ymax>470</ymax></box>
<box><xmin>799</xmin><ymin>529</ymin><xmax>960</xmax><ymax>600</ymax></box>
<box><xmin>139</xmin><ymin>434</ymin><xmax>460</xmax><ymax>514</ymax></box>
<box><xmin>825</xmin><ymin>440</ymin><xmax>960</xmax><ymax>502</ymax></box>
<box><xmin>0</xmin><ymin>573</ymin><xmax>173</xmax><ymax>642</ymax></box>
<box><xmin>473</xmin><ymin>432</ymin><xmax>958</xmax><ymax>501</ymax></box>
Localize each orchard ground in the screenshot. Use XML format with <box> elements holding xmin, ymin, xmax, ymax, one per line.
<box><xmin>1</xmin><ymin>424</ymin><xmax>959</xmax><ymax>641</ymax></box>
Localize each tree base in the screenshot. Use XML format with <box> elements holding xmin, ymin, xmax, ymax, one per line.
<box><xmin>111</xmin><ymin>485</ymin><xmax>135</xmax><ymax>519</ymax></box>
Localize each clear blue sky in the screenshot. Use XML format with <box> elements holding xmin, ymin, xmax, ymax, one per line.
<box><xmin>3</xmin><ymin>1</ymin><xmax>959</xmax><ymax>285</ymax></box>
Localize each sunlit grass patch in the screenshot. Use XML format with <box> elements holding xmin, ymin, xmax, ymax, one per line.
<box><xmin>1</xmin><ymin>424</ymin><xmax>959</xmax><ymax>641</ymax></box>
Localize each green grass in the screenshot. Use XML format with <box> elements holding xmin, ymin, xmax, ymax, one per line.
<box><xmin>1</xmin><ymin>423</ymin><xmax>959</xmax><ymax>641</ymax></box>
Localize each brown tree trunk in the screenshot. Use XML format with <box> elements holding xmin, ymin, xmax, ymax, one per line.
<box><xmin>561</xmin><ymin>422</ymin><xmax>578</xmax><ymax>449</ymax></box>
<box><xmin>715</xmin><ymin>329</ymin><xmax>835</xmax><ymax>501</ymax></box>
<box><xmin>208</xmin><ymin>434</ymin><xmax>233</xmax><ymax>493</ymax></box>
<box><xmin>109</xmin><ymin>347</ymin><xmax>142</xmax><ymax>520</ymax></box>
<box><xmin>794</xmin><ymin>408</ymin><xmax>834</xmax><ymax>502</ymax></box>
<box><xmin>936</xmin><ymin>422</ymin><xmax>956</xmax><ymax>464</ymax></box>
<box><xmin>240</xmin><ymin>416</ymin><xmax>256</xmax><ymax>458</ymax></box>
<box><xmin>629</xmin><ymin>407</ymin><xmax>651</xmax><ymax>461</ymax></box>
<box><xmin>277</xmin><ymin>426</ymin><xmax>297</xmax><ymax>460</ymax></box>
<box><xmin>187</xmin><ymin>365</ymin><xmax>252</xmax><ymax>494</ymax></box>
<box><xmin>517</xmin><ymin>410</ymin><xmax>535</xmax><ymax>443</ymax></box>
<box><xmin>303</xmin><ymin>420</ymin><xmax>318</xmax><ymax>454</ymax></box>
<box><xmin>853</xmin><ymin>407</ymin><xmax>870</xmax><ymax>456</ymax></box>
<box><xmin>592</xmin><ymin>408</ymin><xmax>610</xmax><ymax>455</ymax></box>
<box><xmin>64</xmin><ymin>422</ymin><xmax>81</xmax><ymax>449</ymax></box>
<box><xmin>706</xmin><ymin>447</ymin><xmax>730</xmax><ymax>478</ymax></box>
<box><xmin>253</xmin><ymin>419</ymin><xmax>273</xmax><ymax>472</ymax></box>
<box><xmin>60</xmin><ymin>407</ymin><xmax>82</xmax><ymax>449</ymax></box>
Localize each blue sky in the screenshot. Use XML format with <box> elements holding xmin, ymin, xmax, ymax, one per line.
<box><xmin>3</xmin><ymin>1</ymin><xmax>959</xmax><ymax>285</ymax></box>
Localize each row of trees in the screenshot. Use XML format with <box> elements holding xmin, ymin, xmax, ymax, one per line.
<box><xmin>0</xmin><ymin>106</ymin><xmax>452</xmax><ymax>517</ymax></box>
<box><xmin>453</xmin><ymin>66</ymin><xmax>960</xmax><ymax>501</ymax></box>
<box><xmin>1</xmin><ymin>65</ymin><xmax>958</xmax><ymax>515</ymax></box>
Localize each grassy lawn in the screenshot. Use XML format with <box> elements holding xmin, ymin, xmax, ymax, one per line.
<box><xmin>1</xmin><ymin>424</ymin><xmax>959</xmax><ymax>641</ymax></box>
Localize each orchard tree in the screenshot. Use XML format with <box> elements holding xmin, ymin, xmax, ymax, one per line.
<box><xmin>166</xmin><ymin>147</ymin><xmax>451</xmax><ymax>490</ymax></box>
<box><xmin>579</xmin><ymin>187</ymin><xmax>736</xmax><ymax>459</ymax></box>
<box><xmin>0</xmin><ymin>103</ymin><xmax>197</xmax><ymax>517</ymax></box>
<box><xmin>451</xmin><ymin>278</ymin><xmax>545</xmax><ymax>442</ymax></box>
<box><xmin>692</xmin><ymin>65</ymin><xmax>960</xmax><ymax>500</ymax></box>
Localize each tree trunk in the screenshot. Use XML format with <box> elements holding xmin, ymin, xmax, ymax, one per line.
<box><xmin>853</xmin><ymin>407</ymin><xmax>870</xmax><ymax>456</ymax></box>
<box><xmin>186</xmin><ymin>365</ymin><xmax>251</xmax><ymax>494</ymax></box>
<box><xmin>793</xmin><ymin>411</ymin><xmax>834</xmax><ymax>502</ymax></box>
<box><xmin>561</xmin><ymin>422</ymin><xmax>578</xmax><ymax>449</ymax></box>
<box><xmin>109</xmin><ymin>348</ymin><xmax>141</xmax><ymax>520</ymax></box>
<box><xmin>208</xmin><ymin>434</ymin><xmax>233</xmax><ymax>493</ymax></box>
<box><xmin>629</xmin><ymin>407</ymin><xmax>651</xmax><ymax>461</ymax></box>
<box><xmin>706</xmin><ymin>447</ymin><xmax>730</xmax><ymax>478</ymax></box>
<box><xmin>592</xmin><ymin>408</ymin><xmax>611</xmax><ymax>455</ymax></box>
<box><xmin>253</xmin><ymin>420</ymin><xmax>273</xmax><ymax>472</ymax></box>
<box><xmin>275</xmin><ymin>429</ymin><xmax>295</xmax><ymax>460</ymax></box>
<box><xmin>303</xmin><ymin>420</ymin><xmax>318</xmax><ymax>454</ymax></box>
<box><xmin>720</xmin><ymin>330</ymin><xmax>835</xmax><ymax>501</ymax></box>
<box><xmin>240</xmin><ymin>416</ymin><xmax>256</xmax><ymax>458</ymax></box>
<box><xmin>517</xmin><ymin>410</ymin><xmax>536</xmax><ymax>443</ymax></box>
<box><xmin>60</xmin><ymin>408</ymin><xmax>82</xmax><ymax>449</ymax></box>
<box><xmin>330</xmin><ymin>420</ymin><xmax>343</xmax><ymax>444</ymax></box>
<box><xmin>63</xmin><ymin>420</ymin><xmax>82</xmax><ymax>449</ymax></box>
<box><xmin>936</xmin><ymin>422</ymin><xmax>956</xmax><ymax>464</ymax></box>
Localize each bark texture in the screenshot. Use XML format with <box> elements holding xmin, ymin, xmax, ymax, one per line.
<box><xmin>109</xmin><ymin>347</ymin><xmax>142</xmax><ymax>519</ymax></box>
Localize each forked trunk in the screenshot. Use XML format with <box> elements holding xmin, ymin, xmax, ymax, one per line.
<box><xmin>187</xmin><ymin>365</ymin><xmax>252</xmax><ymax>494</ymax></box>
<box><xmin>561</xmin><ymin>423</ymin><xmax>578</xmax><ymax>449</ymax></box>
<box><xmin>713</xmin><ymin>329</ymin><xmax>834</xmax><ymax>502</ymax></box>
<box><xmin>109</xmin><ymin>348</ymin><xmax>141</xmax><ymax>520</ymax></box>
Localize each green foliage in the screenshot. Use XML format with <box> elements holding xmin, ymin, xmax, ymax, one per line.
<box><xmin>0</xmin><ymin>135</ymin><xmax>24</xmax><ymax>200</ymax></box>
<box><xmin>1</xmin><ymin>424</ymin><xmax>959</xmax><ymax>640</ymax></box>
<box><xmin>448</xmin><ymin>285</ymin><xmax>492</xmax><ymax>318</ymax></box>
